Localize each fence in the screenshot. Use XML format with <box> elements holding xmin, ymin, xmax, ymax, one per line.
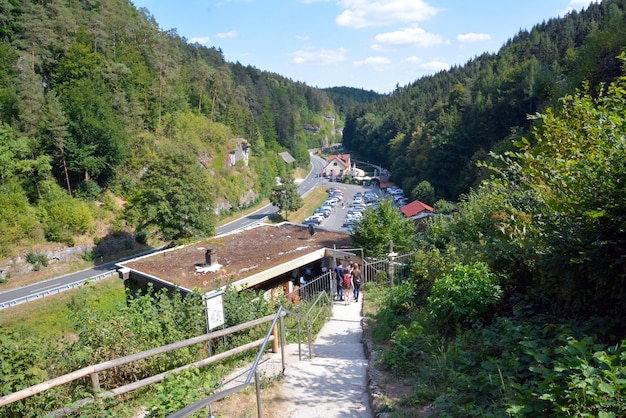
<box><xmin>0</xmin><ymin>271</ymin><xmax>115</xmax><ymax>310</ymax></box>
<box><xmin>288</xmin><ymin>253</ymin><xmax>416</xmax><ymax>297</ymax></box>
<box><xmin>362</xmin><ymin>252</ymin><xmax>415</xmax><ymax>285</ymax></box>
<box><xmin>285</xmin><ymin>270</ymin><xmax>334</xmax><ymax>304</ymax></box>
<box><xmin>0</xmin><ymin>290</ymin><xmax>333</xmax><ymax>418</ymax></box>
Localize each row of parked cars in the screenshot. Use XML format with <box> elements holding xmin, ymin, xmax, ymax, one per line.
<box><xmin>385</xmin><ymin>186</ymin><xmax>409</xmax><ymax>207</ymax></box>
<box><xmin>342</xmin><ymin>191</ymin><xmax>379</xmax><ymax>230</ymax></box>
<box><xmin>302</xmin><ymin>188</ymin><xmax>345</xmax><ymax>226</ymax></box>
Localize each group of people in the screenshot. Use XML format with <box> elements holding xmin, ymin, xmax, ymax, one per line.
<box><xmin>333</xmin><ymin>261</ymin><xmax>362</xmax><ymax>305</ymax></box>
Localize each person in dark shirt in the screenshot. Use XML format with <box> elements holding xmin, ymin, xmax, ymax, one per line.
<box><xmin>333</xmin><ymin>261</ymin><xmax>344</xmax><ymax>301</ymax></box>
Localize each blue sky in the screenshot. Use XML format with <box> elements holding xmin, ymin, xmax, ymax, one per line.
<box><xmin>132</xmin><ymin>0</ymin><xmax>600</xmax><ymax>94</ymax></box>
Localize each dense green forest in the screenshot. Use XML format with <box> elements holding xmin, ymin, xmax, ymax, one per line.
<box><xmin>343</xmin><ymin>0</ymin><xmax>626</xmax><ymax>202</ymax></box>
<box><xmin>0</xmin><ymin>0</ymin><xmax>379</xmax><ymax>255</ymax></box>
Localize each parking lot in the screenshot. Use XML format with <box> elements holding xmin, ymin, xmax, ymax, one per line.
<box><xmin>303</xmin><ymin>183</ymin><xmax>382</xmax><ymax>232</ymax></box>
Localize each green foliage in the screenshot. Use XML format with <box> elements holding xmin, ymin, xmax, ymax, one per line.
<box><xmin>74</xmin><ymin>179</ymin><xmax>101</xmax><ymax>200</ymax></box>
<box><xmin>0</xmin><ymin>328</ymin><xmax>55</xmax><ymax>417</ymax></box>
<box><xmin>410</xmin><ymin>180</ymin><xmax>435</xmax><ymax>205</ymax></box>
<box><xmin>145</xmin><ymin>368</ymin><xmax>219</xmax><ymax>417</ymax></box>
<box><xmin>62</xmin><ymin>286</ymin><xmax>206</xmax><ymax>391</ymax></box>
<box><xmin>25</xmin><ymin>252</ymin><xmax>48</xmax><ymax>269</ymax></box>
<box><xmin>39</xmin><ymin>185</ymin><xmax>94</xmax><ymax>244</ymax></box>
<box><xmin>135</xmin><ymin>229</ymin><xmax>148</xmax><ymax>245</ymax></box>
<box><xmin>125</xmin><ymin>150</ymin><xmax>216</xmax><ymax>242</ymax></box>
<box><xmin>369</xmin><ymin>281</ymin><xmax>417</xmax><ymax>343</ymax></box>
<box><xmin>0</xmin><ymin>185</ymin><xmax>39</xmax><ymax>256</ymax></box>
<box><xmin>343</xmin><ymin>1</ymin><xmax>626</xmax><ymax>200</ymax></box>
<box><xmin>351</xmin><ymin>199</ymin><xmax>416</xmax><ymax>259</ymax></box>
<box><xmin>427</xmin><ymin>262</ymin><xmax>503</xmax><ymax>331</ymax></box>
<box><xmin>268</xmin><ymin>174</ymin><xmax>303</xmax><ymax>221</ymax></box>
<box><xmin>433</xmin><ymin>199</ymin><xmax>457</xmax><ymax>215</ymax></box>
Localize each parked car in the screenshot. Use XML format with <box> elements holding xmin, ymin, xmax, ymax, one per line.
<box><xmin>303</xmin><ymin>217</ymin><xmax>321</xmax><ymax>225</ymax></box>
<box><xmin>316</xmin><ymin>207</ymin><xmax>331</xmax><ymax>217</ymax></box>
<box><xmin>364</xmin><ymin>192</ymin><xmax>378</xmax><ymax>203</ymax></box>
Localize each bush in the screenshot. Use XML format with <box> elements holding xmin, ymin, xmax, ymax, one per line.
<box><xmin>427</xmin><ymin>262</ymin><xmax>502</xmax><ymax>330</ymax></box>
<box><xmin>75</xmin><ymin>179</ymin><xmax>101</xmax><ymax>200</ymax></box>
<box><xmin>135</xmin><ymin>229</ymin><xmax>148</xmax><ymax>245</ymax></box>
<box><xmin>25</xmin><ymin>252</ymin><xmax>49</xmax><ymax>269</ymax></box>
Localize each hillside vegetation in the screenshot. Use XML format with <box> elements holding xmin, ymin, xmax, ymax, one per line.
<box><xmin>343</xmin><ymin>0</ymin><xmax>626</xmax><ymax>202</ymax></box>
<box><xmin>0</xmin><ymin>0</ymin><xmax>378</xmax><ymax>266</ymax></box>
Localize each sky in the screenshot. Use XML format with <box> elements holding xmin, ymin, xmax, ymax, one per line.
<box><xmin>132</xmin><ymin>0</ymin><xmax>601</xmax><ymax>94</ymax></box>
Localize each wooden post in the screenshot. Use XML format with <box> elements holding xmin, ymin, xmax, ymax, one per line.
<box><xmin>90</xmin><ymin>372</ymin><xmax>100</xmax><ymax>394</ymax></box>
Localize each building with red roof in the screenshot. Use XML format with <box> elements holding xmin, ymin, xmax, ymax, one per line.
<box><xmin>322</xmin><ymin>154</ymin><xmax>351</xmax><ymax>180</ymax></box>
<box><xmin>400</xmin><ymin>200</ymin><xmax>435</xmax><ymax>218</ymax></box>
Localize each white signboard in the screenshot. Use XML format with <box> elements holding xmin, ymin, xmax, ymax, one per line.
<box><xmin>205</xmin><ymin>291</ymin><xmax>225</xmax><ymax>331</ymax></box>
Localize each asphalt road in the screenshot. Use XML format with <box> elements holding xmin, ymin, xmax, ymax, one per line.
<box><xmin>0</xmin><ymin>152</ymin><xmax>332</xmax><ymax>309</ymax></box>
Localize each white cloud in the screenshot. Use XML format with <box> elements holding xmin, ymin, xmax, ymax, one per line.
<box><xmin>292</xmin><ymin>46</ymin><xmax>348</xmax><ymax>65</ymax></box>
<box><xmin>336</xmin><ymin>0</ymin><xmax>440</xmax><ymax>28</ymax></box>
<box><xmin>457</xmin><ymin>33</ymin><xmax>491</xmax><ymax>43</ymax></box>
<box><xmin>216</xmin><ymin>30</ymin><xmax>237</xmax><ymax>39</ymax></box>
<box><xmin>296</xmin><ymin>34</ymin><xmax>310</xmax><ymax>41</ymax></box>
<box><xmin>373</xmin><ymin>25</ymin><xmax>443</xmax><ymax>47</ymax></box>
<box><xmin>419</xmin><ymin>60</ymin><xmax>450</xmax><ymax>72</ymax></box>
<box><xmin>353</xmin><ymin>56</ymin><xmax>391</xmax><ymax>69</ymax></box>
<box><xmin>566</xmin><ymin>0</ymin><xmax>600</xmax><ymax>12</ymax></box>
<box><xmin>190</xmin><ymin>37</ymin><xmax>211</xmax><ymax>45</ymax></box>
<box><xmin>404</xmin><ymin>56</ymin><xmax>421</xmax><ymax>64</ymax></box>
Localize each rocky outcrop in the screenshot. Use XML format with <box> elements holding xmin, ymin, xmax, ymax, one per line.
<box><xmin>0</xmin><ymin>245</ymin><xmax>91</xmax><ymax>280</ymax></box>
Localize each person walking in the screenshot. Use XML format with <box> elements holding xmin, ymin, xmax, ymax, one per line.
<box><xmin>342</xmin><ymin>265</ymin><xmax>354</xmax><ymax>305</ymax></box>
<box><xmin>333</xmin><ymin>261</ymin><xmax>345</xmax><ymax>301</ymax></box>
<box><xmin>352</xmin><ymin>263</ymin><xmax>362</xmax><ymax>302</ymax></box>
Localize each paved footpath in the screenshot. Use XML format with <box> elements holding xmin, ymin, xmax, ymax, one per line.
<box><xmin>218</xmin><ymin>294</ymin><xmax>372</xmax><ymax>418</ymax></box>
<box><xmin>281</xmin><ymin>295</ymin><xmax>371</xmax><ymax>418</ymax></box>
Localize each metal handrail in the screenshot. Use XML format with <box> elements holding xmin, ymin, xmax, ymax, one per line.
<box><xmin>0</xmin><ymin>271</ymin><xmax>115</xmax><ymax>309</ymax></box>
<box><xmin>167</xmin><ymin>306</ymin><xmax>287</xmax><ymax>418</ymax></box>
<box><xmin>168</xmin><ymin>290</ymin><xmax>333</xmax><ymax>418</ymax></box>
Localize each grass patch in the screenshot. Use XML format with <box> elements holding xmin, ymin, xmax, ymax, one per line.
<box><xmin>0</xmin><ymin>276</ymin><xmax>126</xmax><ymax>340</ymax></box>
<box><xmin>290</xmin><ymin>186</ymin><xmax>332</xmax><ymax>223</ymax></box>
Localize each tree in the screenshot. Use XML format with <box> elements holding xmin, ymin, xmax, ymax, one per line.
<box><xmin>509</xmin><ymin>75</ymin><xmax>626</xmax><ymax>317</ymax></box>
<box><xmin>410</xmin><ymin>180</ymin><xmax>435</xmax><ymax>205</ymax></box>
<box><xmin>40</xmin><ymin>91</ymin><xmax>71</xmax><ymax>194</ymax></box>
<box><xmin>269</xmin><ymin>174</ymin><xmax>302</xmax><ymax>221</ymax></box>
<box><xmin>351</xmin><ymin>199</ymin><xmax>416</xmax><ymax>259</ymax></box>
<box><xmin>126</xmin><ymin>150</ymin><xmax>216</xmax><ymax>242</ymax></box>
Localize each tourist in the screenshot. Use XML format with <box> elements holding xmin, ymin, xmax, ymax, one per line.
<box><xmin>333</xmin><ymin>261</ymin><xmax>344</xmax><ymax>301</ymax></box>
<box><xmin>352</xmin><ymin>264</ymin><xmax>362</xmax><ymax>302</ymax></box>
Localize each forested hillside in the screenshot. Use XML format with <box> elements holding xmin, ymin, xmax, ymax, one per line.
<box><xmin>0</xmin><ymin>0</ymin><xmax>373</xmax><ymax>256</ymax></box>
<box><xmin>343</xmin><ymin>0</ymin><xmax>626</xmax><ymax>201</ymax></box>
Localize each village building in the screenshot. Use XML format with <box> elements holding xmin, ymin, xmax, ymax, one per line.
<box><xmin>321</xmin><ymin>154</ymin><xmax>351</xmax><ymax>180</ymax></box>
<box><xmin>400</xmin><ymin>200</ymin><xmax>435</xmax><ymax>218</ymax></box>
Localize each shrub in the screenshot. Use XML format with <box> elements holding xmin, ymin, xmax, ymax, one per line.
<box><xmin>427</xmin><ymin>262</ymin><xmax>502</xmax><ymax>330</ymax></box>
<box><xmin>135</xmin><ymin>229</ymin><xmax>148</xmax><ymax>245</ymax></box>
<box><xmin>75</xmin><ymin>179</ymin><xmax>101</xmax><ymax>200</ymax></box>
<box><xmin>25</xmin><ymin>252</ymin><xmax>49</xmax><ymax>269</ymax></box>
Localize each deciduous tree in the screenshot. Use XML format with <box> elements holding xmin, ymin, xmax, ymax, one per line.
<box><xmin>351</xmin><ymin>199</ymin><xmax>416</xmax><ymax>259</ymax></box>
<box><xmin>126</xmin><ymin>150</ymin><xmax>216</xmax><ymax>242</ymax></box>
<box><xmin>269</xmin><ymin>174</ymin><xmax>302</xmax><ymax>221</ymax></box>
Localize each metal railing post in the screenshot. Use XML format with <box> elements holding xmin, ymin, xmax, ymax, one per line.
<box><xmin>297</xmin><ymin>318</ymin><xmax>302</xmax><ymax>360</ymax></box>
<box><xmin>255</xmin><ymin>370</ymin><xmax>262</xmax><ymax>418</ymax></box>
<box><xmin>279</xmin><ymin>314</ymin><xmax>286</xmax><ymax>373</ymax></box>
